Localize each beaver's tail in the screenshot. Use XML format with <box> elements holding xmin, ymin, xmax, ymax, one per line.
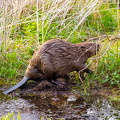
<box><xmin>3</xmin><ymin>77</ymin><xmax>29</xmax><ymax>95</ymax></box>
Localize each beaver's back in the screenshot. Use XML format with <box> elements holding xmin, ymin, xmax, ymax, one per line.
<box><xmin>28</xmin><ymin>39</ymin><xmax>99</xmax><ymax>80</ymax></box>
<box><xmin>30</xmin><ymin>39</ymin><xmax>80</xmax><ymax>77</ymax></box>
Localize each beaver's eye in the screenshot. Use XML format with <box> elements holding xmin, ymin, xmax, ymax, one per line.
<box><xmin>81</xmin><ymin>46</ymin><xmax>85</xmax><ymax>48</ymax></box>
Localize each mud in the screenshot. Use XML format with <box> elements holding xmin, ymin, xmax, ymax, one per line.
<box><xmin>0</xmin><ymin>84</ymin><xmax>120</xmax><ymax>120</ymax></box>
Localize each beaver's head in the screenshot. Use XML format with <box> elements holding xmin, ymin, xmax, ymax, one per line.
<box><xmin>78</xmin><ymin>42</ymin><xmax>100</xmax><ymax>57</ymax></box>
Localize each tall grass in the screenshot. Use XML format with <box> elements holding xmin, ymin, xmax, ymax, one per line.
<box><xmin>0</xmin><ymin>0</ymin><xmax>119</xmax><ymax>88</ymax></box>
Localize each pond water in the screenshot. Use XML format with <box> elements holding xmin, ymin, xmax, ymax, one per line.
<box><xmin>0</xmin><ymin>89</ymin><xmax>120</xmax><ymax>120</ymax></box>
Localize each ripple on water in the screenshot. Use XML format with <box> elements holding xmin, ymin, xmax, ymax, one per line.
<box><xmin>0</xmin><ymin>90</ymin><xmax>120</xmax><ymax>120</ymax></box>
<box><xmin>0</xmin><ymin>98</ymin><xmax>41</xmax><ymax>120</ymax></box>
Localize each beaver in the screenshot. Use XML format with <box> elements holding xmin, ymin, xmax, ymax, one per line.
<box><xmin>3</xmin><ymin>39</ymin><xmax>100</xmax><ymax>94</ymax></box>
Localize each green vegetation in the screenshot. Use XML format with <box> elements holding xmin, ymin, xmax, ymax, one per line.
<box><xmin>0</xmin><ymin>0</ymin><xmax>120</xmax><ymax>89</ymax></box>
<box><xmin>0</xmin><ymin>112</ymin><xmax>21</xmax><ymax>120</ymax></box>
<box><xmin>98</xmin><ymin>41</ymin><xmax>120</xmax><ymax>87</ymax></box>
<box><xmin>0</xmin><ymin>113</ymin><xmax>56</xmax><ymax>120</ymax></box>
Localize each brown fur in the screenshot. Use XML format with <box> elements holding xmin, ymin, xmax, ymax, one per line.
<box><xmin>24</xmin><ymin>39</ymin><xmax>100</xmax><ymax>81</ymax></box>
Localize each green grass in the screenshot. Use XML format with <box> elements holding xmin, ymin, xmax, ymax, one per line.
<box><xmin>10</xmin><ymin>7</ymin><xmax>118</xmax><ymax>42</ymax></box>
<box><xmin>0</xmin><ymin>113</ymin><xmax>64</xmax><ymax>120</ymax></box>
<box><xmin>0</xmin><ymin>112</ymin><xmax>21</xmax><ymax>120</ymax></box>
<box><xmin>97</xmin><ymin>40</ymin><xmax>120</xmax><ymax>87</ymax></box>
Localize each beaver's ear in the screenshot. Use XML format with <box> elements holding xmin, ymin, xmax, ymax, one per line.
<box><xmin>81</xmin><ymin>46</ymin><xmax>85</xmax><ymax>48</ymax></box>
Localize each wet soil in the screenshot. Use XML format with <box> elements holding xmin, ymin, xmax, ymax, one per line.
<box><xmin>0</xmin><ymin>80</ymin><xmax>120</xmax><ymax>120</ymax></box>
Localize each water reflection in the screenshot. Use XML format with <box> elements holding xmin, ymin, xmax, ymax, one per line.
<box><xmin>86</xmin><ymin>96</ymin><xmax>120</xmax><ymax>120</ymax></box>
<box><xmin>0</xmin><ymin>90</ymin><xmax>120</xmax><ymax>120</ymax></box>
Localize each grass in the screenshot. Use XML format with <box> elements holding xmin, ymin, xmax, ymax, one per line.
<box><xmin>0</xmin><ymin>0</ymin><xmax>120</xmax><ymax>89</ymax></box>
<box><xmin>0</xmin><ymin>112</ymin><xmax>21</xmax><ymax>120</ymax></box>
<box><xmin>0</xmin><ymin>113</ymin><xmax>57</xmax><ymax>120</ymax></box>
<box><xmin>97</xmin><ymin>40</ymin><xmax>120</xmax><ymax>87</ymax></box>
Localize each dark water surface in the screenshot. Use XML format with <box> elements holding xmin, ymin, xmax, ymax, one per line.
<box><xmin>0</xmin><ymin>89</ymin><xmax>120</xmax><ymax>120</ymax></box>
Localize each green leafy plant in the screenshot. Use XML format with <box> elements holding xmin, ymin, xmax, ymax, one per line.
<box><xmin>98</xmin><ymin>41</ymin><xmax>120</xmax><ymax>87</ymax></box>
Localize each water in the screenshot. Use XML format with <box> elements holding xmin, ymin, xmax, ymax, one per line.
<box><xmin>0</xmin><ymin>89</ymin><xmax>120</xmax><ymax>120</ymax></box>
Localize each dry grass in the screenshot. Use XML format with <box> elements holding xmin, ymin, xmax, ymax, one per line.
<box><xmin>0</xmin><ymin>0</ymin><xmax>102</xmax><ymax>44</ymax></box>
